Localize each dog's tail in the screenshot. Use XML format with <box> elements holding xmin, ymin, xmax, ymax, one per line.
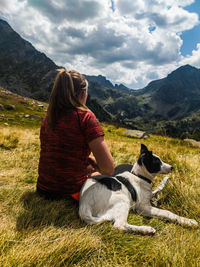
<box><xmin>79</xmin><ymin>205</ymin><xmax>103</xmax><ymax>225</ymax></box>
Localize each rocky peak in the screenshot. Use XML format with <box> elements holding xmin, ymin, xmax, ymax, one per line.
<box><xmin>167</xmin><ymin>64</ymin><xmax>200</xmax><ymax>80</ymax></box>
<box><xmin>0</xmin><ymin>18</ymin><xmax>58</xmax><ymax>99</ymax></box>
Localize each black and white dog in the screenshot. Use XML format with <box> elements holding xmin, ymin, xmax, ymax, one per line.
<box><xmin>79</xmin><ymin>144</ymin><xmax>198</xmax><ymax>235</ymax></box>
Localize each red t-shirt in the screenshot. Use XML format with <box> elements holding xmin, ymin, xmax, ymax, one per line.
<box><xmin>37</xmin><ymin>109</ymin><xmax>104</xmax><ymax>196</ymax></box>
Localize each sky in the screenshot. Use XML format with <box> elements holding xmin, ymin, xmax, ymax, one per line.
<box><xmin>0</xmin><ymin>0</ymin><xmax>200</xmax><ymax>89</ymax></box>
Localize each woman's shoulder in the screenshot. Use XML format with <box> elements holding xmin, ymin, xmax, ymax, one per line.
<box><xmin>77</xmin><ymin>108</ymin><xmax>94</xmax><ymax>115</ymax></box>
<box><xmin>78</xmin><ymin>108</ymin><xmax>104</xmax><ymax>142</ymax></box>
<box><xmin>77</xmin><ymin>108</ymin><xmax>96</xmax><ymax>120</ymax></box>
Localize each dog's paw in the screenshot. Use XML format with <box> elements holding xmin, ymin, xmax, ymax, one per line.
<box><xmin>142</xmin><ymin>226</ymin><xmax>156</xmax><ymax>235</ymax></box>
<box><xmin>187</xmin><ymin>219</ymin><xmax>198</xmax><ymax>228</ymax></box>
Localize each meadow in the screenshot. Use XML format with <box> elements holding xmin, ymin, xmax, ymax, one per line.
<box><xmin>0</xmin><ymin>88</ymin><xmax>200</xmax><ymax>266</ymax></box>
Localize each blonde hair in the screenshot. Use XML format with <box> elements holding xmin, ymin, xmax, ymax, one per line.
<box><xmin>46</xmin><ymin>68</ymin><xmax>88</xmax><ymax>130</ymax></box>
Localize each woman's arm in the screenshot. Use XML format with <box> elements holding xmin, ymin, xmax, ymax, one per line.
<box><xmin>88</xmin><ymin>136</ymin><xmax>114</xmax><ymax>176</ymax></box>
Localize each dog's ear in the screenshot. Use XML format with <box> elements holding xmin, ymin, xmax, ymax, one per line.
<box><xmin>138</xmin><ymin>144</ymin><xmax>149</xmax><ymax>165</ymax></box>
<box><xmin>138</xmin><ymin>144</ymin><xmax>152</xmax><ymax>166</ymax></box>
<box><xmin>140</xmin><ymin>144</ymin><xmax>148</xmax><ymax>155</ymax></box>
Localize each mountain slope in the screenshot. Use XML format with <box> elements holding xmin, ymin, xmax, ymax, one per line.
<box><xmin>138</xmin><ymin>65</ymin><xmax>200</xmax><ymax>120</ymax></box>
<box><xmin>0</xmin><ymin>19</ymin><xmax>112</xmax><ymax>122</ymax></box>
<box><xmin>86</xmin><ymin>65</ymin><xmax>200</xmax><ymax>121</ymax></box>
<box><xmin>85</xmin><ymin>74</ymin><xmax>132</xmax><ymax>93</ymax></box>
<box><xmin>0</xmin><ymin>19</ymin><xmax>58</xmax><ymax>100</ymax></box>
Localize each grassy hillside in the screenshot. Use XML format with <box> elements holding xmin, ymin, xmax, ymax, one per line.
<box><xmin>0</xmin><ymin>87</ymin><xmax>47</xmax><ymax>128</ymax></box>
<box><xmin>0</xmin><ymin>90</ymin><xmax>200</xmax><ymax>266</ymax></box>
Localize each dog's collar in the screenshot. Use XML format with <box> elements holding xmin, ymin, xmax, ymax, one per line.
<box><xmin>131</xmin><ymin>171</ymin><xmax>152</xmax><ymax>184</ymax></box>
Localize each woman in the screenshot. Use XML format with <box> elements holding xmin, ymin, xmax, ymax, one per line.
<box><xmin>37</xmin><ymin>69</ymin><xmax>114</xmax><ymax>201</ymax></box>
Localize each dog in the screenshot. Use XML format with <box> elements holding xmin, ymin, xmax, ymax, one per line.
<box><xmin>79</xmin><ymin>144</ymin><xmax>198</xmax><ymax>235</ymax></box>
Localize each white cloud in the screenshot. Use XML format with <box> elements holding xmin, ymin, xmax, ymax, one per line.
<box><xmin>156</xmin><ymin>0</ymin><xmax>195</xmax><ymax>7</ymax></box>
<box><xmin>0</xmin><ymin>0</ymin><xmax>199</xmax><ymax>88</ymax></box>
<box><xmin>180</xmin><ymin>43</ymin><xmax>200</xmax><ymax>68</ymax></box>
<box><xmin>115</xmin><ymin>0</ymin><xmax>198</xmax><ymax>32</ymax></box>
<box><xmin>0</xmin><ymin>0</ymin><xmax>7</xmax><ymax>8</ymax></box>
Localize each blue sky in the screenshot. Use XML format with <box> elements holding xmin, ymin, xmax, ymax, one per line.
<box><xmin>181</xmin><ymin>1</ymin><xmax>200</xmax><ymax>56</ymax></box>
<box><xmin>0</xmin><ymin>0</ymin><xmax>200</xmax><ymax>89</ymax></box>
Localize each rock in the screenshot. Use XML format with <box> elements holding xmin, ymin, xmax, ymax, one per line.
<box><xmin>1</xmin><ymin>90</ymin><xmax>11</xmax><ymax>94</ymax></box>
<box><xmin>29</xmin><ymin>114</ymin><xmax>41</xmax><ymax>119</ymax></box>
<box><xmin>123</xmin><ymin>130</ymin><xmax>149</xmax><ymax>139</ymax></box>
<box><xmin>4</xmin><ymin>104</ymin><xmax>16</xmax><ymax>110</ymax></box>
<box><xmin>24</xmin><ymin>114</ymin><xmax>41</xmax><ymax>119</ymax></box>
<box><xmin>0</xmin><ymin>103</ymin><xmax>4</xmax><ymax>110</ymax></box>
<box><xmin>4</xmin><ymin>123</ymin><xmax>9</xmax><ymax>126</ymax></box>
<box><xmin>184</xmin><ymin>139</ymin><xmax>200</xmax><ymax>148</ymax></box>
<box><xmin>38</xmin><ymin>104</ymin><xmax>44</xmax><ymax>108</ymax></box>
<box><xmin>20</xmin><ymin>101</ymin><xmax>28</xmax><ymax>105</ymax></box>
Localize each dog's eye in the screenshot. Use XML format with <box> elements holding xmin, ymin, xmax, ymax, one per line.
<box><xmin>142</xmin><ymin>154</ymin><xmax>162</xmax><ymax>173</ymax></box>
<box><xmin>155</xmin><ymin>158</ymin><xmax>161</xmax><ymax>164</ymax></box>
<box><xmin>154</xmin><ymin>157</ymin><xmax>162</xmax><ymax>166</ymax></box>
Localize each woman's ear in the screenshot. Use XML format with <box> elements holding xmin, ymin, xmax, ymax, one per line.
<box><xmin>78</xmin><ymin>90</ymin><xmax>87</xmax><ymax>104</ymax></box>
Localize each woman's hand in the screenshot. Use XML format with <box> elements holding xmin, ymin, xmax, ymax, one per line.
<box><xmin>86</xmin><ymin>156</ymin><xmax>100</xmax><ymax>176</ymax></box>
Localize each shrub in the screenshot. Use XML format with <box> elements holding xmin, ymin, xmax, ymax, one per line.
<box><xmin>0</xmin><ymin>134</ymin><xmax>19</xmax><ymax>150</ymax></box>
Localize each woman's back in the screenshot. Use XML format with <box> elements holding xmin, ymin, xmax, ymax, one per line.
<box><xmin>37</xmin><ymin>109</ymin><xmax>104</xmax><ymax>195</ymax></box>
<box><xmin>37</xmin><ymin>69</ymin><xmax>114</xmax><ymax>200</ymax></box>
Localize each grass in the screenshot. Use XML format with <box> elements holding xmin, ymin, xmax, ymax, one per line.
<box><xmin>0</xmin><ymin>89</ymin><xmax>200</xmax><ymax>266</ymax></box>
<box><xmin>0</xmin><ymin>87</ymin><xmax>47</xmax><ymax>128</ymax></box>
<box><xmin>0</xmin><ymin>124</ymin><xmax>200</xmax><ymax>266</ymax></box>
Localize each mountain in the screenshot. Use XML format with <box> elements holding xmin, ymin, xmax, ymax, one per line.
<box><xmin>85</xmin><ymin>74</ymin><xmax>132</xmax><ymax>94</ymax></box>
<box><xmin>0</xmin><ymin>19</ymin><xmax>58</xmax><ymax>100</ymax></box>
<box><xmin>114</xmin><ymin>83</ymin><xmax>132</xmax><ymax>94</ymax></box>
<box><xmin>85</xmin><ymin>75</ymin><xmax>114</xmax><ymax>89</ymax></box>
<box><xmin>88</xmin><ymin>81</ymin><xmax>141</xmax><ymax>121</ymax></box>
<box><xmin>86</xmin><ymin>64</ymin><xmax>200</xmax><ymax>139</ymax></box>
<box><xmin>1</xmin><ymin>18</ymin><xmax>200</xmax><ymax>139</ymax></box>
<box><xmin>89</xmin><ymin>64</ymin><xmax>200</xmax><ymax>121</ymax></box>
<box><xmin>138</xmin><ymin>64</ymin><xmax>200</xmax><ymax>120</ymax></box>
<box><xmin>0</xmin><ymin>19</ymin><xmax>112</xmax><ymax>122</ymax></box>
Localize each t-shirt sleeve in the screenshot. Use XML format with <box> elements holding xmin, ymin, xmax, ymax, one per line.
<box><xmin>81</xmin><ymin>110</ymin><xmax>104</xmax><ymax>143</ymax></box>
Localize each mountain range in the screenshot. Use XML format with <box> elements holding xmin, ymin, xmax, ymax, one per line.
<box><xmin>0</xmin><ymin>18</ymin><xmax>200</xmax><ymax>139</ymax></box>
<box><xmin>0</xmin><ymin>19</ymin><xmax>112</xmax><ymax>122</ymax></box>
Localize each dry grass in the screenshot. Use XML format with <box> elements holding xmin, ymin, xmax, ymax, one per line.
<box><xmin>0</xmin><ymin>124</ymin><xmax>200</xmax><ymax>266</ymax></box>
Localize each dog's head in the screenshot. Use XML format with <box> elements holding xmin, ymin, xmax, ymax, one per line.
<box><xmin>138</xmin><ymin>144</ymin><xmax>173</xmax><ymax>175</ymax></box>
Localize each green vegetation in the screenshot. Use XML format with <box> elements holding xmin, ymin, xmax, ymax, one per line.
<box><xmin>0</xmin><ymin>101</ymin><xmax>200</xmax><ymax>265</ymax></box>
<box><xmin>0</xmin><ymin>87</ymin><xmax>47</xmax><ymax>128</ymax></box>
